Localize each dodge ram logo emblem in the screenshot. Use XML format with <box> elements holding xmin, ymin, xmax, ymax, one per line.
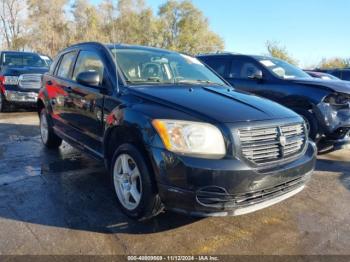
<box><xmin>279</xmin><ymin>136</ymin><xmax>287</xmax><ymax>147</ymax></box>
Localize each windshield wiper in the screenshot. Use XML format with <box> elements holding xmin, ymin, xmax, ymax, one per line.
<box><xmin>176</xmin><ymin>79</ymin><xmax>226</xmax><ymax>87</ymax></box>
<box><xmin>126</xmin><ymin>79</ymin><xmax>174</xmax><ymax>85</ymax></box>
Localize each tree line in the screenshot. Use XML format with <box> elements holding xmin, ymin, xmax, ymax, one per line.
<box><xmin>0</xmin><ymin>0</ymin><xmax>348</xmax><ymax>70</ymax></box>
<box><xmin>266</xmin><ymin>41</ymin><xmax>350</xmax><ymax>69</ymax></box>
<box><xmin>0</xmin><ymin>0</ymin><xmax>224</xmax><ymax>57</ymax></box>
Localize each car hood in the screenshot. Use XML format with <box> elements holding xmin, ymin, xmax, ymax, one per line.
<box><xmin>130</xmin><ymin>85</ymin><xmax>298</xmax><ymax>123</ymax></box>
<box><xmin>290</xmin><ymin>78</ymin><xmax>350</xmax><ymax>94</ymax></box>
<box><xmin>1</xmin><ymin>66</ymin><xmax>49</xmax><ymax>76</ymax></box>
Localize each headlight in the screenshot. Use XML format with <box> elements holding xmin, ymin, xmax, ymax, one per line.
<box><xmin>152</xmin><ymin>119</ymin><xmax>226</xmax><ymax>158</ymax></box>
<box><xmin>3</xmin><ymin>76</ymin><xmax>19</xmax><ymax>85</ymax></box>
<box><xmin>324</xmin><ymin>93</ymin><xmax>350</xmax><ymax>105</ymax></box>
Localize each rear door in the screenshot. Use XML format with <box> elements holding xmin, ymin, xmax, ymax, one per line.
<box><xmin>48</xmin><ymin>51</ymin><xmax>78</xmax><ymax>132</ymax></box>
<box><xmin>67</xmin><ymin>49</ymin><xmax>108</xmax><ymax>155</ymax></box>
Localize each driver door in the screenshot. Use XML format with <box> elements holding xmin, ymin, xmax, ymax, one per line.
<box><xmin>226</xmin><ymin>57</ymin><xmax>283</xmax><ymax>102</ymax></box>
<box><xmin>68</xmin><ymin>50</ymin><xmax>107</xmax><ymax>155</ymax></box>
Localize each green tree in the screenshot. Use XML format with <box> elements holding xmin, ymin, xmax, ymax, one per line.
<box><xmin>266</xmin><ymin>41</ymin><xmax>298</xmax><ymax>65</ymax></box>
<box><xmin>157</xmin><ymin>0</ymin><xmax>224</xmax><ymax>54</ymax></box>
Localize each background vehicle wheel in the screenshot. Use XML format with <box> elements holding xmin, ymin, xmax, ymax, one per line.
<box><xmin>111</xmin><ymin>143</ymin><xmax>163</xmax><ymax>220</ymax></box>
<box><xmin>294</xmin><ymin>109</ymin><xmax>319</xmax><ymax>142</ymax></box>
<box><xmin>40</xmin><ymin>108</ymin><xmax>62</xmax><ymax>148</ymax></box>
<box><xmin>0</xmin><ymin>93</ymin><xmax>8</xmax><ymax>112</ymax></box>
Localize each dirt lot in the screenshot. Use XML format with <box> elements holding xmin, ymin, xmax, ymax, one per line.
<box><xmin>0</xmin><ymin>112</ymin><xmax>349</xmax><ymax>255</ymax></box>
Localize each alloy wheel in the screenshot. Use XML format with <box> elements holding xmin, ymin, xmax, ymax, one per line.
<box><xmin>40</xmin><ymin>112</ymin><xmax>49</xmax><ymax>144</ymax></box>
<box><xmin>113</xmin><ymin>154</ymin><xmax>143</xmax><ymax>211</ymax></box>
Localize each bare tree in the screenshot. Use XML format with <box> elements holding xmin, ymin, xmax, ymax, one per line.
<box><xmin>0</xmin><ymin>0</ymin><xmax>26</xmax><ymax>50</ymax></box>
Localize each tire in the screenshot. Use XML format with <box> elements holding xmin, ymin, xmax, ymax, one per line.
<box><xmin>0</xmin><ymin>93</ymin><xmax>8</xmax><ymax>112</ymax></box>
<box><xmin>110</xmin><ymin>143</ymin><xmax>163</xmax><ymax>220</ymax></box>
<box><xmin>294</xmin><ymin>109</ymin><xmax>319</xmax><ymax>142</ymax></box>
<box><xmin>40</xmin><ymin>108</ymin><xmax>62</xmax><ymax>149</ymax></box>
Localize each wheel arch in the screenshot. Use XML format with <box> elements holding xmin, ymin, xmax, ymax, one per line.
<box><xmin>103</xmin><ymin>108</ymin><xmax>158</xmax><ymax>184</ymax></box>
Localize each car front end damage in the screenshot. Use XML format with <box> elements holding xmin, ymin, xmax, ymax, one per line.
<box><xmin>315</xmin><ymin>92</ymin><xmax>350</xmax><ymax>149</ymax></box>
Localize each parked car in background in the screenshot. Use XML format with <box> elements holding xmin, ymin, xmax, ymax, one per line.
<box><xmin>304</xmin><ymin>70</ymin><xmax>341</xmax><ymax>81</ymax></box>
<box><xmin>37</xmin><ymin>42</ymin><xmax>316</xmax><ymax>220</ymax></box>
<box><xmin>197</xmin><ymin>53</ymin><xmax>350</xmax><ymax>151</ymax></box>
<box><xmin>40</xmin><ymin>55</ymin><xmax>53</xmax><ymax>67</ymax></box>
<box><xmin>316</xmin><ymin>68</ymin><xmax>350</xmax><ymax>81</ymax></box>
<box><xmin>0</xmin><ymin>51</ymin><xmax>49</xmax><ymax>112</ymax></box>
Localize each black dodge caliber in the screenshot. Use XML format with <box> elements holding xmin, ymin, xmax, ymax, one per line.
<box><xmin>37</xmin><ymin>42</ymin><xmax>316</xmax><ymax>219</ymax></box>
<box><xmin>0</xmin><ymin>51</ymin><xmax>49</xmax><ymax>112</ymax></box>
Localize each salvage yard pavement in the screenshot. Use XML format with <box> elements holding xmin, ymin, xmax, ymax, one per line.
<box><xmin>0</xmin><ymin>112</ymin><xmax>350</xmax><ymax>255</ymax></box>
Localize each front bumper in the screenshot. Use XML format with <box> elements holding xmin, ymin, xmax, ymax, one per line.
<box><xmin>4</xmin><ymin>90</ymin><xmax>38</xmax><ymax>103</ymax></box>
<box><xmin>150</xmin><ymin>141</ymin><xmax>317</xmax><ymax>217</ymax></box>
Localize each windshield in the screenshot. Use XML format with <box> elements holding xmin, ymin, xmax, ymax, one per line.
<box><xmin>109</xmin><ymin>47</ymin><xmax>226</xmax><ymax>86</ymax></box>
<box><xmin>258</xmin><ymin>58</ymin><xmax>311</xmax><ymax>80</ymax></box>
<box><xmin>40</xmin><ymin>56</ymin><xmax>52</xmax><ymax>66</ymax></box>
<box><xmin>2</xmin><ymin>53</ymin><xmax>48</xmax><ymax>68</ymax></box>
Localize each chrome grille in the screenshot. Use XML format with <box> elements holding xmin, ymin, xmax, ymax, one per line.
<box><xmin>238</xmin><ymin>123</ymin><xmax>306</xmax><ymax>165</ymax></box>
<box><xmin>18</xmin><ymin>74</ymin><xmax>42</xmax><ymax>89</ymax></box>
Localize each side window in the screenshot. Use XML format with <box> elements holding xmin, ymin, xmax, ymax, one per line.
<box><xmin>56</xmin><ymin>52</ymin><xmax>76</xmax><ymax>79</ymax></box>
<box><xmin>331</xmin><ymin>70</ymin><xmax>342</xmax><ymax>78</ymax></box>
<box><xmin>204</xmin><ymin>57</ymin><xmax>228</xmax><ymax>77</ymax></box>
<box><xmin>49</xmin><ymin>56</ymin><xmax>61</xmax><ymax>75</ymax></box>
<box><xmin>73</xmin><ymin>51</ymin><xmax>104</xmax><ymax>85</ymax></box>
<box><xmin>231</xmin><ymin>58</ymin><xmax>260</xmax><ymax>80</ymax></box>
<box><xmin>229</xmin><ymin>59</ymin><xmax>244</xmax><ymax>78</ymax></box>
<box><xmin>341</xmin><ymin>71</ymin><xmax>350</xmax><ymax>81</ymax></box>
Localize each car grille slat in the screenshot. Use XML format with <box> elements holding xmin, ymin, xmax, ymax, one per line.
<box><xmin>196</xmin><ymin>177</ymin><xmax>306</xmax><ymax>208</ymax></box>
<box><xmin>18</xmin><ymin>74</ymin><xmax>42</xmax><ymax>89</ymax></box>
<box><xmin>237</xmin><ymin>122</ymin><xmax>306</xmax><ymax>165</ymax></box>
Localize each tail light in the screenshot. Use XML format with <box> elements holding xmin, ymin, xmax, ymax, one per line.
<box><xmin>0</xmin><ymin>75</ymin><xmax>5</xmax><ymax>94</ymax></box>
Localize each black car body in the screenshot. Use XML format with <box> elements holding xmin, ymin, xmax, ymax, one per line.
<box><xmin>315</xmin><ymin>68</ymin><xmax>350</xmax><ymax>81</ymax></box>
<box><xmin>304</xmin><ymin>70</ymin><xmax>341</xmax><ymax>81</ymax></box>
<box><xmin>198</xmin><ymin>53</ymin><xmax>350</xmax><ymax>151</ymax></box>
<box><xmin>37</xmin><ymin>43</ymin><xmax>316</xmax><ymax>219</ymax></box>
<box><xmin>0</xmin><ymin>51</ymin><xmax>49</xmax><ymax>112</ymax></box>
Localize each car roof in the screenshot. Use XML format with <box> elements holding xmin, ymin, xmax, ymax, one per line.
<box><xmin>105</xmin><ymin>43</ymin><xmax>176</xmax><ymax>54</ymax></box>
<box><xmin>61</xmin><ymin>42</ymin><xmax>178</xmax><ymax>55</ymax></box>
<box><xmin>1</xmin><ymin>51</ymin><xmax>40</xmax><ymax>56</ymax></box>
<box><xmin>197</xmin><ymin>52</ymin><xmax>276</xmax><ymax>61</ymax></box>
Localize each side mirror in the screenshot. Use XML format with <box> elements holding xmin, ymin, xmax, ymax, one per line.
<box><xmin>76</xmin><ymin>71</ymin><xmax>100</xmax><ymax>88</ymax></box>
<box><xmin>248</xmin><ymin>70</ymin><xmax>263</xmax><ymax>80</ymax></box>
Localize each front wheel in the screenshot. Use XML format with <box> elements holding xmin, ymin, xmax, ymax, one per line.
<box><xmin>295</xmin><ymin>109</ymin><xmax>319</xmax><ymax>142</ymax></box>
<box><xmin>111</xmin><ymin>143</ymin><xmax>163</xmax><ymax>220</ymax></box>
<box><xmin>40</xmin><ymin>108</ymin><xmax>62</xmax><ymax>149</ymax></box>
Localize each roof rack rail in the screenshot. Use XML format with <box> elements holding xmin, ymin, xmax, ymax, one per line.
<box><xmin>197</xmin><ymin>51</ymin><xmax>240</xmax><ymax>56</ymax></box>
